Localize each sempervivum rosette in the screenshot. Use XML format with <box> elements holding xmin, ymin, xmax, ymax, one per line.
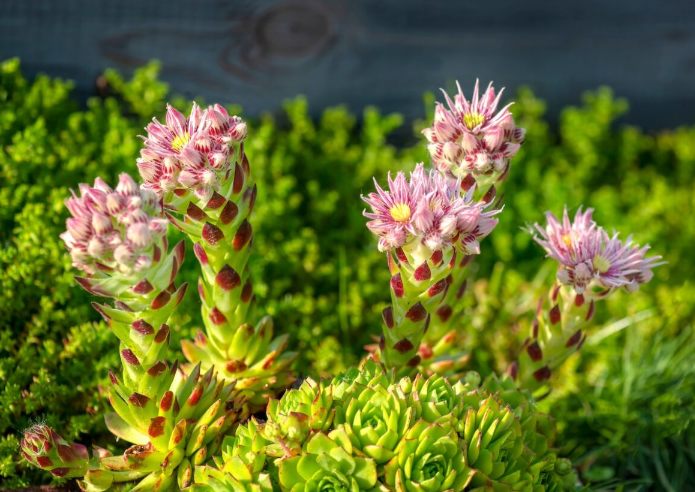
<box><xmin>362</xmin><ymin>164</ymin><xmax>500</xmax><ymax>375</ymax></box>
<box><xmin>278</xmin><ymin>429</ymin><xmax>378</xmax><ymax>492</ymax></box>
<box><xmin>262</xmin><ymin>378</ymin><xmax>335</xmax><ymax>457</ymax></box>
<box><xmin>510</xmin><ymin>206</ymin><xmax>664</xmax><ymax>390</ymax></box>
<box><xmin>138</xmin><ymin>103</ymin><xmax>296</xmax><ymax>409</ymax></box>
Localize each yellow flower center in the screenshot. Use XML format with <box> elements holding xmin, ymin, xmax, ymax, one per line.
<box><xmin>463</xmin><ymin>112</ymin><xmax>485</xmax><ymax>129</ymax></box>
<box><xmin>592</xmin><ymin>254</ymin><xmax>611</xmax><ymax>273</ymax></box>
<box><xmin>562</xmin><ymin>234</ymin><xmax>573</xmax><ymax>247</ymax></box>
<box><xmin>389</xmin><ymin>203</ymin><xmax>411</xmax><ymax>222</ymax></box>
<box><xmin>171</xmin><ymin>132</ymin><xmax>190</xmax><ymax>152</ymax></box>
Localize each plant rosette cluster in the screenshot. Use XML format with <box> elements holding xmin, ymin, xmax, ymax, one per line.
<box><xmin>418</xmin><ymin>81</ymin><xmax>526</xmax><ymax>378</ymax></box>
<box><xmin>511</xmin><ymin>206</ymin><xmax>663</xmax><ymax>390</ymax></box>
<box><xmin>137</xmin><ymin>103</ymin><xmax>296</xmax><ymax>408</ymax></box>
<box><xmin>362</xmin><ymin>164</ymin><xmax>500</xmax><ymax>375</ymax></box>
<box><xmin>193</xmin><ymin>360</ymin><xmax>577</xmax><ymax>492</ymax></box>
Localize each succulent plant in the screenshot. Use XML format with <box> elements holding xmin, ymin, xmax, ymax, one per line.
<box><xmin>137</xmin><ymin>104</ymin><xmax>296</xmax><ymax>408</ymax></box>
<box><xmin>21</xmin><ymin>425</ymin><xmax>90</xmax><ymax>479</ymax></box>
<box><xmin>511</xmin><ymin>206</ymin><xmax>663</xmax><ymax>390</ymax></box>
<box><xmin>278</xmin><ymin>429</ymin><xmax>378</xmax><ymax>492</ymax></box>
<box><xmin>263</xmin><ymin>378</ymin><xmax>335</xmax><ymax>457</ymax></box>
<box><xmin>92</xmin><ymin>363</ymin><xmax>247</xmax><ymax>492</ymax></box>
<box><xmin>334</xmin><ymin>376</ymin><xmax>414</xmax><ymax>464</ymax></box>
<box><xmin>419</xmin><ymin>81</ymin><xmax>525</xmax><ymax>379</ymax></box>
<box><xmin>362</xmin><ymin>164</ymin><xmax>500</xmax><ymax>375</ymax></box>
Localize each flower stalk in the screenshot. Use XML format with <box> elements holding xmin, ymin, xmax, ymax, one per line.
<box><xmin>511</xmin><ymin>206</ymin><xmax>663</xmax><ymax>391</ymax></box>
<box><xmin>138</xmin><ymin>104</ymin><xmax>296</xmax><ymax>408</ymax></box>
<box><xmin>362</xmin><ymin>164</ymin><xmax>500</xmax><ymax>376</ymax></box>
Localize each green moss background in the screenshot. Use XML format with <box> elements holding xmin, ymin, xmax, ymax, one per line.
<box><xmin>1</xmin><ymin>59</ymin><xmax>693</xmax><ymax>491</ymax></box>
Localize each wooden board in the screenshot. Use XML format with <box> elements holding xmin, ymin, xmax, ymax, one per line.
<box><xmin>1</xmin><ymin>0</ymin><xmax>694</xmax><ymax>129</ymax></box>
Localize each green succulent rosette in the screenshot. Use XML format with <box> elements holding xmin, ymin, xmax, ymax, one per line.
<box><xmin>278</xmin><ymin>429</ymin><xmax>378</xmax><ymax>492</ymax></box>
<box><xmin>334</xmin><ymin>377</ymin><xmax>415</xmax><ymax>464</ymax></box>
<box><xmin>192</xmin><ymin>419</ymin><xmax>272</xmax><ymax>492</ymax></box>
<box><xmin>21</xmin><ymin>425</ymin><xmax>90</xmax><ymax>479</ymax></box>
<box><xmin>384</xmin><ymin>420</ymin><xmax>473</xmax><ymax>492</ymax></box>
<box><xmin>263</xmin><ymin>378</ymin><xmax>335</xmax><ymax>456</ymax></box>
<box><xmin>330</xmin><ymin>359</ymin><xmax>395</xmax><ymax>401</ymax></box>
<box><xmin>85</xmin><ymin>363</ymin><xmax>247</xmax><ymax>492</ymax></box>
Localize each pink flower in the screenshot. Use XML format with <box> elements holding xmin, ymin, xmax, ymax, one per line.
<box><xmin>423</xmin><ymin>80</ymin><xmax>525</xmax><ymax>179</ymax></box>
<box><xmin>138</xmin><ymin>103</ymin><xmax>247</xmax><ymax>201</ymax></box>
<box><xmin>60</xmin><ymin>174</ymin><xmax>168</xmax><ymax>275</ymax></box>
<box><xmin>362</xmin><ymin>164</ymin><xmax>500</xmax><ymax>253</ymax></box>
<box><xmin>534</xmin><ymin>206</ymin><xmax>663</xmax><ymax>293</ymax></box>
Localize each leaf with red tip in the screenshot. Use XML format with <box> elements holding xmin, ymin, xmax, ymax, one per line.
<box><xmin>173</xmin><ymin>240</ymin><xmax>186</xmax><ymax>265</ymax></box>
<box><xmin>121</xmin><ymin>349</ymin><xmax>139</xmax><ymax>366</ymax></box>
<box><xmin>406</xmin><ymin>355</ymin><xmax>421</xmax><ymax>367</ymax></box>
<box><xmin>206</xmin><ymin>192</ymin><xmax>226</xmax><ymax>210</ymax></box>
<box><xmin>232</xmin><ymin>220</ymin><xmax>252</xmax><ymax>250</ymax></box>
<box><xmin>202</xmin><ymin>222</ymin><xmax>225</xmax><ymax>246</ymax></box>
<box><xmin>209</xmin><ymin>307</ymin><xmax>227</xmax><ymax>325</ymax></box>
<box><xmin>132</xmin><ymin>319</ymin><xmax>154</xmax><ymax>335</ymax></box>
<box><xmin>428</xmin><ymin>279</ymin><xmax>447</xmax><ymax>297</ymax></box>
<box><xmin>533</xmin><ymin>366</ymin><xmax>551</xmax><ymax>382</ymax></box>
<box><xmin>151</xmin><ymin>290</ymin><xmax>171</xmax><ymax>310</ymax></box>
<box><xmin>405</xmin><ymin>302</ymin><xmax>427</xmax><ymax>322</ymax></box>
<box><xmin>147</xmin><ymin>361</ymin><xmax>167</xmax><ymax>377</ymax></box>
<box><xmin>75</xmin><ymin>277</ymin><xmax>97</xmax><ymax>295</ymax></box>
<box><xmin>414</xmin><ymin>262</ymin><xmax>431</xmax><ymax>281</ymax></box>
<box><xmin>133</xmin><ymin>279</ymin><xmax>154</xmax><ymax>294</ymax></box>
<box><xmin>193</xmin><ymin>242</ymin><xmax>208</xmax><ymax>265</ymax></box>
<box><xmin>460</xmin><ymin>174</ymin><xmax>476</xmax><ymax>192</ymax></box>
<box><xmin>391</xmin><ymin>274</ymin><xmax>404</xmax><ymax>298</ymax></box>
<box><xmin>393</xmin><ymin>339</ymin><xmax>414</xmax><ymax>354</ymax></box>
<box><xmin>508</xmin><ymin>361</ymin><xmax>518</xmax><ymax>380</ymax></box>
<box><xmin>128</xmin><ymin>393</ymin><xmax>150</xmax><ymax>408</ymax></box>
<box><xmin>456</xmin><ymin>280</ymin><xmax>468</xmax><ymax>300</ymax></box>
<box><xmin>148</xmin><ymin>417</ymin><xmax>166</xmax><ymax>438</ymax></box>
<box><xmin>430</xmin><ymin>250</ymin><xmax>443</xmax><ymax>265</ymax></box>
<box><xmin>575</xmin><ymin>293</ymin><xmax>585</xmax><ymax>307</ymax></box>
<box><xmin>220</xmin><ymin>200</ymin><xmax>239</xmax><ymax>225</ymax></box>
<box><xmin>382</xmin><ymin>306</ymin><xmax>394</xmax><ymax>329</ymax></box>
<box><xmin>216</xmin><ymin>265</ymin><xmax>241</xmax><ymax>291</ymax></box>
<box><xmin>482</xmin><ymin>185</ymin><xmax>497</xmax><ymax>204</ymax></box>
<box><xmin>248</xmin><ymin>185</ymin><xmax>257</xmax><ymax>214</ymax></box>
<box><xmin>566</xmin><ymin>330</ymin><xmax>583</xmax><ymax>348</ymax></box>
<box><xmin>91</xmin><ymin>302</ymin><xmax>110</xmax><ymax>323</ymax></box>
<box><xmin>160</xmin><ymin>391</ymin><xmax>174</xmax><ymax>412</ymax></box>
<box><xmin>436</xmin><ymin>305</ymin><xmax>452</xmax><ymax>322</ymax></box>
<box><xmin>549</xmin><ymin>304</ymin><xmax>561</xmax><ymax>325</ymax></box>
<box><xmin>395</xmin><ymin>248</ymin><xmax>408</xmax><ymax>264</ymax></box>
<box><xmin>154</xmin><ymin>324</ymin><xmax>170</xmax><ymax>344</ymax></box>
<box><xmin>232</xmin><ymin>163</ymin><xmax>245</xmax><ymax>194</ymax></box>
<box><xmin>586</xmin><ymin>300</ymin><xmax>595</xmax><ymax>321</ymax></box>
<box><xmin>186</xmin><ymin>202</ymin><xmax>208</xmax><ymax>221</ymax></box>
<box><xmin>174</xmin><ymin>283</ymin><xmax>189</xmax><ymax>306</ymax></box>
<box><xmin>526</xmin><ymin>342</ymin><xmax>543</xmax><ymax>362</ymax></box>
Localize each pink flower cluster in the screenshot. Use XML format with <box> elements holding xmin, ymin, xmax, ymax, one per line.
<box><xmin>534</xmin><ymin>206</ymin><xmax>663</xmax><ymax>294</ymax></box>
<box><xmin>60</xmin><ymin>174</ymin><xmax>168</xmax><ymax>275</ymax></box>
<box><xmin>138</xmin><ymin>103</ymin><xmax>247</xmax><ymax>201</ymax></box>
<box><xmin>362</xmin><ymin>164</ymin><xmax>500</xmax><ymax>253</ymax></box>
<box><xmin>423</xmin><ymin>80</ymin><xmax>525</xmax><ymax>179</ymax></box>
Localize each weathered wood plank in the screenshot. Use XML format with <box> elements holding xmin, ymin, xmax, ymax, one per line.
<box><xmin>1</xmin><ymin>0</ymin><xmax>694</xmax><ymax>128</ymax></box>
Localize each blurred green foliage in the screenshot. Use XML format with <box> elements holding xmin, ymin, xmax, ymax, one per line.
<box><xmin>0</xmin><ymin>59</ymin><xmax>693</xmax><ymax>490</ymax></box>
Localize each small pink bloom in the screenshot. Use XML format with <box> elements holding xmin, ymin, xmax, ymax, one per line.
<box><xmin>534</xmin><ymin>206</ymin><xmax>663</xmax><ymax>294</ymax></box>
<box><xmin>60</xmin><ymin>174</ymin><xmax>167</xmax><ymax>275</ymax></box>
<box><xmin>362</xmin><ymin>164</ymin><xmax>500</xmax><ymax>254</ymax></box>
<box><xmin>423</xmin><ymin>80</ymin><xmax>525</xmax><ymax>181</ymax></box>
<box><xmin>138</xmin><ymin>103</ymin><xmax>247</xmax><ymax>201</ymax></box>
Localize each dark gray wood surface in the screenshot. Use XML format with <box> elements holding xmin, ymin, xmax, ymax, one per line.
<box><xmin>1</xmin><ymin>0</ymin><xmax>694</xmax><ymax>129</ymax></box>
